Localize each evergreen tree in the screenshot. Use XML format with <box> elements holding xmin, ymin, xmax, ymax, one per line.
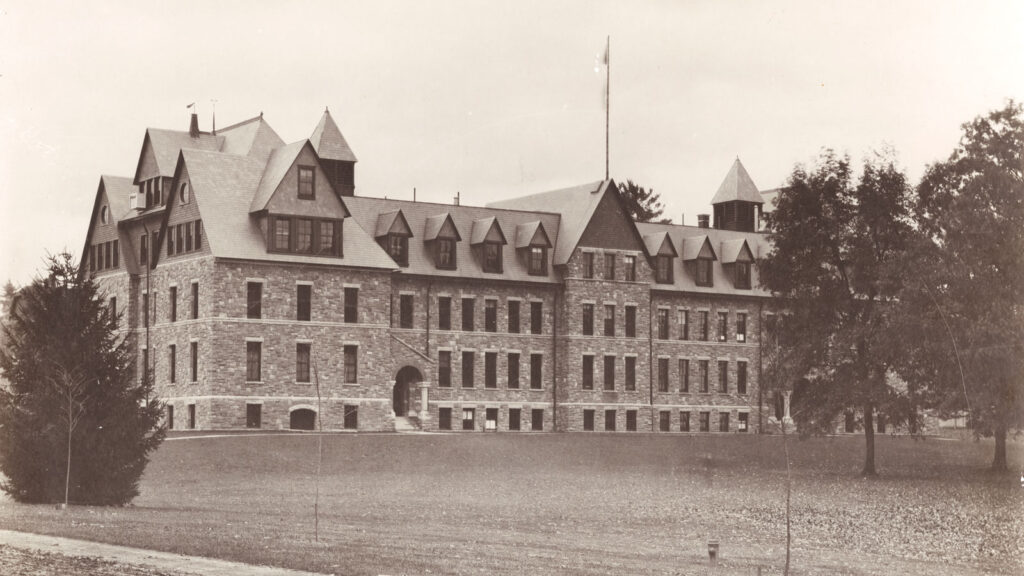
<box><xmin>618</xmin><ymin>179</ymin><xmax>671</xmax><ymax>223</ymax></box>
<box><xmin>0</xmin><ymin>252</ymin><xmax>165</xmax><ymax>505</ymax></box>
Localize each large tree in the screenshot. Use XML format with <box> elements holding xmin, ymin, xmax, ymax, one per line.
<box><xmin>760</xmin><ymin>149</ymin><xmax>915</xmax><ymax>476</ymax></box>
<box><xmin>912</xmin><ymin>101</ymin><xmax>1024</xmax><ymax>472</ymax></box>
<box><xmin>0</xmin><ymin>253</ymin><xmax>165</xmax><ymax>505</ymax></box>
<box><xmin>618</xmin><ymin>179</ymin><xmax>671</xmax><ymax>223</ymax></box>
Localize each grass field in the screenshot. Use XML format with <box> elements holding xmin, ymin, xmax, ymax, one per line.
<box><xmin>1</xmin><ymin>432</ymin><xmax>1021</xmax><ymax>575</ymax></box>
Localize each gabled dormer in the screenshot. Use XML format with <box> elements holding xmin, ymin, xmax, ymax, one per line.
<box><xmin>470</xmin><ymin>217</ymin><xmax>507</xmax><ymax>274</ymax></box>
<box><xmin>643</xmin><ymin>231</ymin><xmax>678</xmax><ymax>284</ymax></box>
<box><xmin>423</xmin><ymin>213</ymin><xmax>461</xmax><ymax>270</ymax></box>
<box><xmin>310</xmin><ymin>108</ymin><xmax>358</xmax><ymax>197</ymax></box>
<box><xmin>720</xmin><ymin>239</ymin><xmax>755</xmax><ymax>289</ymax></box>
<box><xmin>711</xmin><ymin>158</ymin><xmax>764</xmax><ymax>232</ymax></box>
<box><xmin>682</xmin><ymin>235</ymin><xmax>717</xmax><ymax>287</ymax></box>
<box><xmin>375</xmin><ymin>209</ymin><xmax>413</xmax><ymax>267</ymax></box>
<box><xmin>514</xmin><ymin>221</ymin><xmax>552</xmax><ymax>276</ymax></box>
<box><xmin>132</xmin><ymin>115</ymin><xmax>223</xmax><ymax>211</ymax></box>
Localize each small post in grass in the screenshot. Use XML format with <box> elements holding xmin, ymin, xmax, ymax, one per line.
<box><xmin>707</xmin><ymin>538</ymin><xmax>719</xmax><ymax>566</ymax></box>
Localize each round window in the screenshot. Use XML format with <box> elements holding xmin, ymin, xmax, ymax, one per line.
<box><xmin>179</xmin><ymin>182</ymin><xmax>190</xmax><ymax>204</ymax></box>
<box><xmin>100</xmin><ymin>205</ymin><xmax>109</xmax><ymax>224</ymax></box>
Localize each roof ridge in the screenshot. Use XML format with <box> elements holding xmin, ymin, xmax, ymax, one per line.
<box><xmin>217</xmin><ymin>115</ymin><xmax>264</xmax><ymax>133</ymax></box>
<box><xmin>346</xmin><ymin>195</ymin><xmax>563</xmax><ymax>218</ymax></box>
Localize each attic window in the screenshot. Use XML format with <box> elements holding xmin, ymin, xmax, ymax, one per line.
<box><xmin>483</xmin><ymin>242</ymin><xmax>502</xmax><ymax>273</ymax></box>
<box><xmin>387</xmin><ymin>234</ymin><xmax>408</xmax><ymax>267</ymax></box>
<box><xmin>655</xmin><ymin>255</ymin><xmax>673</xmax><ymax>283</ymax></box>
<box><xmin>179</xmin><ymin>182</ymin><xmax>190</xmax><ymax>205</ymax></box>
<box><xmin>736</xmin><ymin>261</ymin><xmax>752</xmax><ymax>289</ymax></box>
<box><xmin>528</xmin><ymin>246</ymin><xmax>547</xmax><ymax>276</ymax></box>
<box><xmin>696</xmin><ymin>258</ymin><xmax>713</xmax><ymax>287</ymax></box>
<box><xmin>436</xmin><ymin>238</ymin><xmax>456</xmax><ymax>270</ymax></box>
<box><xmin>298</xmin><ymin>166</ymin><xmax>315</xmax><ymax>199</ymax></box>
<box><xmin>100</xmin><ymin>206</ymin><xmax>109</xmax><ymax>224</ymax></box>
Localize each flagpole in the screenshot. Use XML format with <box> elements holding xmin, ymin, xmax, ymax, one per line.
<box><xmin>605</xmin><ymin>35</ymin><xmax>610</xmax><ymax>181</ymax></box>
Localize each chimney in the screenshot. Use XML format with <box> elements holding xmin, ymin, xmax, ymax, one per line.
<box><xmin>454</xmin><ymin>191</ymin><xmax>460</xmax><ymax>206</ymax></box>
<box><xmin>189</xmin><ymin>113</ymin><xmax>200</xmax><ymax>138</ymax></box>
<box><xmin>698</xmin><ymin>214</ymin><xmax>710</xmax><ymax>228</ymax></box>
<box><xmin>680</xmin><ymin>213</ymin><xmax>685</xmax><ymax>226</ymax></box>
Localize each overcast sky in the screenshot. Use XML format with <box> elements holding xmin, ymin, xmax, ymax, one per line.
<box><xmin>2</xmin><ymin>1</ymin><xmax>1023</xmax><ymax>286</ymax></box>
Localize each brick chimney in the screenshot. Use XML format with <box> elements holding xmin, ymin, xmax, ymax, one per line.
<box><xmin>189</xmin><ymin>113</ymin><xmax>200</xmax><ymax>138</ymax></box>
<box><xmin>697</xmin><ymin>214</ymin><xmax>710</xmax><ymax>228</ymax></box>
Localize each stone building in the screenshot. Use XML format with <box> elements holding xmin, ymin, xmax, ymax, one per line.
<box><xmin>82</xmin><ymin>111</ymin><xmax>785</xmax><ymax>433</ymax></box>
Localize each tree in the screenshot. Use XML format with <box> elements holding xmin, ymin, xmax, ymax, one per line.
<box><xmin>912</xmin><ymin>101</ymin><xmax>1024</xmax><ymax>472</ymax></box>
<box><xmin>759</xmin><ymin>149</ymin><xmax>915</xmax><ymax>476</ymax></box>
<box><xmin>617</xmin><ymin>179</ymin><xmax>671</xmax><ymax>223</ymax></box>
<box><xmin>0</xmin><ymin>252</ymin><xmax>165</xmax><ymax>505</ymax></box>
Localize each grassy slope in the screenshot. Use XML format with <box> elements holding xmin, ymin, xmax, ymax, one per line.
<box><xmin>1</xmin><ymin>433</ymin><xmax>1021</xmax><ymax>575</ymax></box>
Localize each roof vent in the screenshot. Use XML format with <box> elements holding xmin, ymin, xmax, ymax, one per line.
<box><xmin>698</xmin><ymin>214</ymin><xmax>710</xmax><ymax>228</ymax></box>
<box><xmin>189</xmin><ymin>113</ymin><xmax>200</xmax><ymax>138</ymax></box>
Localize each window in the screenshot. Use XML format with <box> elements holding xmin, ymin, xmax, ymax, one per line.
<box><xmin>167</xmin><ymin>226</ymin><xmax>175</xmax><ymax>255</ymax></box>
<box><xmin>658</xmin><ymin>358</ymin><xmax>669</xmax><ymax>392</ymax></box>
<box><xmin>531</xmin><ymin>409</ymin><xmax>543</xmax><ymax>431</ymax></box>
<box><xmin>113</xmin><ymin>240</ymin><xmax>119</xmax><ymax>267</ymax></box>
<box><xmin>438</xmin><ymin>296</ymin><xmax>451</xmax><ymax>330</ymax></box>
<box><xmin>344</xmin><ymin>287</ymin><xmax>358</xmax><ymax>323</ymax></box>
<box><xmin>438</xmin><ymin>351</ymin><xmax>451</xmax><ymax>387</ymax></box>
<box><xmin>605</xmin><ymin>409</ymin><xmax>616</xmax><ymax>431</ymax></box>
<box><xmin>604</xmin><ymin>305</ymin><xmax>615</xmax><ymax>337</ymax></box>
<box><xmin>699</xmin><ymin>311</ymin><xmax>708</xmax><ymax>341</ymax></box>
<box><xmin>195</xmin><ymin>220</ymin><xmax>202</xmax><ymax>250</ymax></box>
<box><xmin>660</xmin><ymin>411</ymin><xmax>670</xmax><ymax>432</ymax></box>
<box><xmin>344</xmin><ymin>345</ymin><xmax>358</xmax><ymax>383</ymax></box>
<box><xmin>718</xmin><ymin>360</ymin><xmax>729</xmax><ymax>393</ymax></box>
<box><xmin>485</xmin><ymin>408</ymin><xmax>498</xmax><ymax>431</ymax></box>
<box><xmin>344</xmin><ymin>405</ymin><xmax>359</xmax><ymax>430</ymax></box>
<box><xmin>719</xmin><ymin>412</ymin><xmax>730</xmax><ymax>432</ymax></box>
<box><xmin>387</xmin><ymin>234</ymin><xmax>408</xmax><ymax>267</ymax></box>
<box><xmin>167</xmin><ymin>405</ymin><xmax>174</xmax><ymax>429</ymax></box>
<box><xmin>104</xmin><ymin>242</ymin><xmax>112</xmax><ymax>269</ymax></box>
<box><xmin>738</xmin><ymin>361</ymin><xmax>748</xmax><ymax>394</ymax></box>
<box><xmin>140</xmin><ymin>234</ymin><xmax>148</xmax><ymax>266</ymax></box>
<box><xmin>462</xmin><ymin>408</ymin><xmax>475</xmax><ymax>431</ymax></box>
<box><xmin>528</xmin><ymin>246</ymin><xmax>546</xmax><ymax>275</ymax></box>
<box><xmin>604</xmin><ymin>253</ymin><xmax>615</xmax><ymax>280</ymax></box>
<box><xmin>699</xmin><ymin>360</ymin><xmax>709</xmax><ymax>393</ymax></box>
<box><xmin>582</xmin><ymin>252</ymin><xmax>594</xmax><ymax>278</ymax></box>
<box><xmin>655</xmin><ymin>255</ymin><xmax>673</xmax><ymax>283</ymax></box>
<box><xmin>439</xmin><ymin>407</ymin><xmax>452</xmax><ymax>430</ymax></box>
<box><xmin>109</xmin><ymin>297</ymin><xmax>117</xmax><ymax>324</ymax></box>
<box><xmin>179</xmin><ymin>182</ymin><xmax>190</xmax><ymax>204</ymax></box>
<box><xmin>582</xmin><ymin>355</ymin><xmax>594</xmax><ymax>390</ymax></box>
<box><xmin>484</xmin><ymin>300</ymin><xmax>497</xmax><ymax>332</ymax></box>
<box><xmin>399</xmin><ymin>294</ymin><xmax>413</xmax><ymax>328</ymax></box>
<box><xmin>626</xmin><ymin>410</ymin><xmax>637</xmax><ymax>431</ymax></box>
<box><xmin>295</xmin><ymin>220</ymin><xmax>313</xmax><ymax>253</ymax></box>
<box><xmin>699</xmin><ymin>411</ymin><xmax>710</xmax><ymax>432</ymax></box>
<box><xmin>507</xmin><ymin>353</ymin><xmax>520</xmax><ymax>389</ymax></box>
<box><xmin>298</xmin><ymin>166</ymin><xmax>315</xmax><ymax>199</ymax></box>
<box><xmin>696</xmin><ymin>259</ymin><xmax>713</xmax><ymax>287</ymax></box>
<box><xmin>191</xmin><ymin>283</ymin><xmax>199</xmax><ymax>319</ymax></box>
<box><xmin>169</xmin><ymin>287</ymin><xmax>177</xmax><ymax>322</ymax></box>
<box><xmin>485</xmin><ymin>352</ymin><xmax>497</xmax><ymax>388</ymax></box>
<box><xmin>190</xmin><ymin>341</ymin><xmax>198</xmax><ymax>382</ymax></box>
<box><xmin>679</xmin><ymin>359</ymin><xmax>690</xmax><ymax>392</ymax></box>
<box><xmin>530</xmin><ymin>301</ymin><xmax>542</xmax><ymax>335</ymax></box>
<box><xmin>507</xmin><ymin>300</ymin><xmax>520</xmax><ymax>333</ymax></box>
<box><xmin>188</xmin><ymin>404</ymin><xmax>196</xmax><ymax>429</ymax></box>
<box><xmin>185</xmin><ymin>221</ymin><xmax>194</xmax><ymax>252</ymax></box>
<box><xmin>738</xmin><ymin>412</ymin><xmax>749</xmax><ymax>432</ymax></box>
<box><xmin>142</xmin><ymin>293</ymin><xmax>149</xmax><ymax>328</ymax></box>
<box><xmin>246</xmin><ymin>342</ymin><xmax>261</xmax><ymax>382</ymax></box>
<box><xmin>274</xmin><ymin>218</ymin><xmax>290</xmax><ymax>251</ymax></box>
<box><xmin>718</xmin><ymin>312</ymin><xmax>728</xmax><ymax>342</ymax></box>
<box><xmin>625</xmin><ymin>305</ymin><xmax>636</xmax><ymax>338</ymax></box>
<box><xmin>530</xmin><ymin>353</ymin><xmax>542</xmax><ymax>390</ymax></box>
<box><xmin>483</xmin><ymin>243</ymin><xmax>502</xmax><ymax>273</ymax></box>
<box><xmin>582</xmin><ymin>304</ymin><xmax>594</xmax><ymax>335</ymax></box>
<box><xmin>100</xmin><ymin>205</ymin><xmax>109</xmax><ymax>224</ymax></box>
<box><xmin>168</xmin><ymin>344</ymin><xmax>176</xmax><ymax>384</ymax></box>
<box><xmin>625</xmin><ymin>356</ymin><xmax>636</xmax><ymax>391</ymax></box>
<box><xmin>583</xmin><ymin>409</ymin><xmax>595</xmax><ymax>431</ymax></box>
<box><xmin>508</xmin><ymin>408</ymin><xmax>521</xmax><ymax>431</ymax></box>
<box><xmin>657</xmin><ymin>309</ymin><xmax>669</xmax><ymax>339</ymax></box>
<box><xmin>604</xmin><ymin>355</ymin><xmax>615</xmax><ymax>390</ymax></box>
<box><xmin>176</xmin><ymin>225</ymin><xmax>183</xmax><ymax>256</ymax></box>
<box><xmin>462</xmin><ymin>351</ymin><xmax>474</xmax><ymax>388</ymax></box>
<box><xmin>680</xmin><ymin>411</ymin><xmax>691</xmax><ymax>432</ymax></box>
<box><xmin>679</xmin><ymin>310</ymin><xmax>689</xmax><ymax>340</ymax></box>
<box><xmin>623</xmin><ymin>255</ymin><xmax>636</xmax><ymax>281</ymax></box>
<box><xmin>296</xmin><ymin>343</ymin><xmax>311</xmax><ymax>383</ymax></box>
<box><xmin>317</xmin><ymin>221</ymin><xmax>336</xmax><ymax>255</ymax></box>
<box><xmin>436</xmin><ymin>238</ymin><xmax>456</xmax><ymax>269</ymax></box>
<box><xmin>461</xmin><ymin>298</ymin><xmax>474</xmax><ymax>331</ymax></box>
<box><xmin>297</xmin><ymin>285</ymin><xmax>311</xmax><ymax>321</ymax></box>
<box><xmin>246</xmin><ymin>282</ymin><xmax>262</xmax><ymax>319</ymax></box>
<box><xmin>247</xmin><ymin>404</ymin><xmax>262</xmax><ymax>428</ymax></box>
<box><xmin>736</xmin><ymin>261</ymin><xmax>751</xmax><ymax>289</ymax></box>
<box><xmin>736</xmin><ymin>313</ymin><xmax>747</xmax><ymax>343</ymax></box>
<box><xmin>271</xmin><ymin>216</ymin><xmax>342</xmax><ymax>257</ymax></box>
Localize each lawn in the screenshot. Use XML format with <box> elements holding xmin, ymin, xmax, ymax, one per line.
<box><xmin>1</xmin><ymin>432</ymin><xmax>1021</xmax><ymax>575</ymax></box>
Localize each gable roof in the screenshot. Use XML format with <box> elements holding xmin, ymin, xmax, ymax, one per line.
<box><xmin>218</xmin><ymin>115</ymin><xmax>285</xmax><ymax>162</ymax></box>
<box><xmin>681</xmin><ymin>235</ymin><xmax>717</xmax><ymax>261</ymax></box>
<box><xmin>310</xmin><ymin>109</ymin><xmax>358</xmax><ymax>162</ymax></box>
<box><xmin>423</xmin><ymin>213</ymin><xmax>462</xmax><ymax>241</ymax></box>
<box><xmin>135</xmin><ymin>128</ymin><xmax>223</xmax><ymax>183</ymax></box>
<box><xmin>643</xmin><ymin>231</ymin><xmax>678</xmax><ymax>258</ymax></box>
<box><xmin>80</xmin><ymin>175</ymin><xmax>138</xmax><ymax>277</ymax></box>
<box><xmin>470</xmin><ymin>217</ymin><xmax>507</xmax><ymax>245</ymax></box>
<box><xmin>711</xmin><ymin>158</ymin><xmax>763</xmax><ymax>205</ymax></box>
<box><xmin>248</xmin><ymin>140</ymin><xmax>308</xmax><ymax>212</ymax></box>
<box><xmin>375</xmin><ymin>209</ymin><xmax>413</xmax><ymax>238</ymax></box>
<box><xmin>514</xmin><ymin>221</ymin><xmax>552</xmax><ymax>249</ymax></box>
<box><xmin>720</xmin><ymin>238</ymin><xmax>754</xmax><ymax>264</ymax></box>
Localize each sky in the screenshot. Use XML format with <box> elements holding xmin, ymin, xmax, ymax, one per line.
<box><xmin>1</xmin><ymin>1</ymin><xmax>1023</xmax><ymax>286</ymax></box>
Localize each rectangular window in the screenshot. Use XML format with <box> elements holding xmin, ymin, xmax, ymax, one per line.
<box><xmin>625</xmin><ymin>356</ymin><xmax>636</xmax><ymax>391</ymax></box>
<box><xmin>185</xmin><ymin>221</ymin><xmax>193</xmax><ymax>252</ymax></box>
<box><xmin>583</xmin><ymin>409</ymin><xmax>595</xmax><ymax>431</ymax></box>
<box><xmin>438</xmin><ymin>296</ymin><xmax>451</xmax><ymax>330</ymax></box>
<box><xmin>699</xmin><ymin>360</ymin><xmax>709</xmax><ymax>393</ymax></box>
<box><xmin>246</xmin><ymin>282</ymin><xmax>262</xmax><ymax>319</ymax></box>
<box><xmin>173</xmin><ymin>225</ymin><xmax>181</xmax><ymax>257</ymax></box>
<box><xmin>623</xmin><ymin>255</ymin><xmax>636</xmax><ymax>281</ymax></box>
<box><xmin>295</xmin><ymin>219</ymin><xmax>313</xmax><ymax>253</ymax></box>
<box><xmin>625</xmin><ymin>305</ymin><xmax>636</xmax><ymax>338</ymax></box>
<box><xmin>719</xmin><ymin>412</ymin><xmax>730</xmax><ymax>432</ymax></box>
<box><xmin>718</xmin><ymin>312</ymin><xmax>728</xmax><ymax>342</ymax></box>
<box><xmin>696</xmin><ymin>259</ymin><xmax>713</xmax><ymax>287</ymax></box>
<box><xmin>508</xmin><ymin>408</ymin><xmax>521</xmax><ymax>431</ymax></box>
<box><xmin>699</xmin><ymin>411</ymin><xmax>710</xmax><ymax>432</ymax></box>
<box><xmin>531</xmin><ymin>409</ymin><xmax>543</xmax><ymax>431</ymax></box>
<box><xmin>483</xmin><ymin>243</ymin><xmax>502</xmax><ymax>273</ymax></box>
<box><xmin>168</xmin><ymin>344</ymin><xmax>176</xmax><ymax>384</ymax></box>
<box><xmin>736</xmin><ymin>313</ymin><xmax>747</xmax><ymax>343</ymax></box>
<box><xmin>680</xmin><ymin>411</ymin><xmax>690</xmax><ymax>432</ymax></box>
<box><xmin>484</xmin><ymin>299</ymin><xmax>497</xmax><ymax>332</ymax></box>
<box><xmin>317</xmin><ymin>221</ymin><xmax>336</xmax><ymax>255</ymax></box>
<box><xmin>436</xmin><ymin>238</ymin><xmax>456</xmax><ymax>269</ymax></box>
<box><xmin>604</xmin><ymin>355</ymin><xmax>615</xmax><ymax>390</ymax></box>
<box><xmin>399</xmin><ymin>294</ymin><xmax>413</xmax><ymax>329</ymax></box>
<box><xmin>658</xmin><ymin>358</ymin><xmax>669</xmax><ymax>392</ymax></box>
<box><xmin>247</xmin><ymin>404</ymin><xmax>262</xmax><ymax>429</ymax></box>
<box><xmin>344</xmin><ymin>405</ymin><xmax>358</xmax><ymax>430</ymax></box>
<box><xmin>530</xmin><ymin>353</ymin><xmax>542</xmax><ymax>390</ymax></box>
<box><xmin>191</xmin><ymin>283</ymin><xmax>199</xmax><ymax>320</ymax></box>
<box><xmin>582</xmin><ymin>355</ymin><xmax>594</xmax><ymax>390</ymax></box>
<box><xmin>194</xmin><ymin>219</ymin><xmax>203</xmax><ymax>250</ymax></box>
<box><xmin>167</xmin><ymin>226</ymin><xmax>175</xmax><ymax>254</ymax></box>
<box><xmin>113</xmin><ymin>239</ymin><xmax>119</xmax><ymax>267</ymax></box>
<box><xmin>142</xmin><ymin>293</ymin><xmax>149</xmax><ymax>328</ymax></box>
<box><xmin>736</xmin><ymin>261</ymin><xmax>751</xmax><ymax>289</ymax></box>
<box><xmin>343</xmin><ymin>345</ymin><xmax>357</xmax><ymax>383</ymax></box>
<box><xmin>679</xmin><ymin>359</ymin><xmax>690</xmax><ymax>392</ymax></box>
<box><xmin>738</xmin><ymin>412</ymin><xmax>749</xmax><ymax>432</ymax></box>
<box><xmin>298</xmin><ymin>166</ymin><xmax>315</xmax><ymax>198</ymax></box>
<box><xmin>530</xmin><ymin>301</ymin><xmax>542</xmax><ymax>335</ymax></box>
<box><xmin>485</xmin><ymin>408</ymin><xmax>498</xmax><ymax>431</ymax></box>
<box><xmin>188</xmin><ymin>404</ymin><xmax>196</xmax><ymax>430</ymax></box>
<box><xmin>462</xmin><ymin>351</ymin><xmax>474</xmax><ymax>388</ymax></box>
<box><xmin>296</xmin><ymin>343</ymin><xmax>311</xmax><ymax>383</ymax></box>
<box><xmin>738</xmin><ymin>361</ymin><xmax>748</xmax><ymax>394</ymax></box>
<box><xmin>605</xmin><ymin>409</ymin><xmax>617</xmax><ymax>431</ymax></box>
<box><xmin>528</xmin><ymin>246</ymin><xmax>546</xmax><ymax>275</ymax></box>
<box><xmin>462</xmin><ymin>408</ymin><xmax>475</xmax><ymax>431</ymax></box>
<box><xmin>485</xmin><ymin>352</ymin><xmax>497</xmax><ymax>388</ymax></box>
<box><xmin>344</xmin><ymin>287</ymin><xmax>358</xmax><ymax>323</ymax></box>
<box><xmin>655</xmin><ymin>255</ymin><xmax>673</xmax><ymax>283</ymax></box>
<box><xmin>169</xmin><ymin>287</ymin><xmax>177</xmax><ymax>322</ymax></box>
<box><xmin>152</xmin><ymin>231</ymin><xmax>160</xmax><ymax>263</ymax></box>
<box><xmin>604</xmin><ymin>253</ymin><xmax>615</xmax><ymax>280</ymax></box>
<box><xmin>274</xmin><ymin>218</ymin><xmax>290</xmax><ymax>251</ymax></box>
<box><xmin>104</xmin><ymin>242</ymin><xmax>112</xmax><ymax>269</ymax></box>
<box><xmin>461</xmin><ymin>298</ymin><xmax>474</xmax><ymax>331</ymax></box>
<box><xmin>582</xmin><ymin>252</ymin><xmax>594</xmax><ymax>278</ymax></box>
<box><xmin>439</xmin><ymin>407</ymin><xmax>452</xmax><ymax>430</ymax></box>
<box><xmin>387</xmin><ymin>235</ymin><xmax>408</xmax><ymax>266</ymax></box>
<box><xmin>507</xmin><ymin>300</ymin><xmax>520</xmax><ymax>333</ymax></box>
<box><xmin>507</xmin><ymin>353</ymin><xmax>520</xmax><ymax>389</ymax></box>
<box><xmin>679</xmin><ymin>310</ymin><xmax>689</xmax><ymax>340</ymax></box>
<box><xmin>604</xmin><ymin>304</ymin><xmax>615</xmax><ymax>337</ymax></box>
<box><xmin>297</xmin><ymin>285</ymin><xmax>311</xmax><ymax>321</ymax></box>
<box><xmin>659</xmin><ymin>411</ymin><xmax>671</xmax><ymax>432</ymax></box>
<box><xmin>246</xmin><ymin>341</ymin><xmax>261</xmax><ymax>382</ymax></box>
<box><xmin>438</xmin><ymin>351</ymin><xmax>451</xmax><ymax>388</ymax></box>
<box><xmin>140</xmin><ymin>234</ymin><xmax>148</xmax><ymax>266</ymax></box>
<box><xmin>190</xmin><ymin>341</ymin><xmax>198</xmax><ymax>382</ymax></box>
<box><xmin>582</xmin><ymin>304</ymin><xmax>594</xmax><ymax>336</ymax></box>
<box><xmin>626</xmin><ymin>410</ymin><xmax>637</xmax><ymax>432</ymax></box>
<box><xmin>699</xmin><ymin>311</ymin><xmax>708</xmax><ymax>341</ymax></box>
<box><xmin>657</xmin><ymin>309</ymin><xmax>669</xmax><ymax>339</ymax></box>
<box><xmin>718</xmin><ymin>360</ymin><xmax>729</xmax><ymax>393</ymax></box>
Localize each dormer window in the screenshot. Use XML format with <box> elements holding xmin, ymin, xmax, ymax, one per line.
<box><xmin>296</xmin><ymin>219</ymin><xmax>314</xmax><ymax>253</ymax></box>
<box><xmin>298</xmin><ymin>166</ymin><xmax>315</xmax><ymax>199</ymax></box>
<box><xmin>387</xmin><ymin>234</ymin><xmax>409</xmax><ymax>267</ymax></box>
<box><xmin>483</xmin><ymin>242</ymin><xmax>502</xmax><ymax>273</ymax></box>
<box><xmin>528</xmin><ymin>246</ymin><xmax>547</xmax><ymax>276</ymax></box>
<box><xmin>274</xmin><ymin>218</ymin><xmax>290</xmax><ymax>251</ymax></box>
<box><xmin>655</xmin><ymin>255</ymin><xmax>673</xmax><ymax>283</ymax></box>
<box><xmin>736</xmin><ymin>261</ymin><xmax>751</xmax><ymax>289</ymax></box>
<box><xmin>696</xmin><ymin>259</ymin><xmax>713</xmax><ymax>287</ymax></box>
<box><xmin>437</xmin><ymin>238</ymin><xmax>456</xmax><ymax>270</ymax></box>
<box><xmin>515</xmin><ymin>221</ymin><xmax>552</xmax><ymax>277</ymax></box>
<box><xmin>269</xmin><ymin>215</ymin><xmax>342</xmax><ymax>257</ymax></box>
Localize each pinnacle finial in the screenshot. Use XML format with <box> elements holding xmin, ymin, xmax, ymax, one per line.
<box><xmin>325</xmin><ymin>106</ymin><xmax>330</xmax><ymax>114</ymax></box>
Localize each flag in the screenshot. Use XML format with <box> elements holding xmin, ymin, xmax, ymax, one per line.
<box><xmin>186</xmin><ymin>102</ymin><xmax>195</xmax><ymax>109</ymax></box>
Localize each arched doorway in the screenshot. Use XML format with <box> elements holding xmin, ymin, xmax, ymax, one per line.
<box><xmin>290</xmin><ymin>408</ymin><xmax>316</xmax><ymax>430</ymax></box>
<box><xmin>394</xmin><ymin>366</ymin><xmax>423</xmax><ymax>417</ymax></box>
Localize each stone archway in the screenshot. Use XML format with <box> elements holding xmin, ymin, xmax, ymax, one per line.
<box><xmin>394</xmin><ymin>366</ymin><xmax>423</xmax><ymax>417</ymax></box>
<box><xmin>290</xmin><ymin>407</ymin><xmax>316</xmax><ymax>430</ymax></box>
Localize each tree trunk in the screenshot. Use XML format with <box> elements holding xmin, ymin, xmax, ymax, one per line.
<box><xmin>862</xmin><ymin>403</ymin><xmax>876</xmax><ymax>476</ymax></box>
<box><xmin>992</xmin><ymin>423</ymin><xmax>1008</xmax><ymax>472</ymax></box>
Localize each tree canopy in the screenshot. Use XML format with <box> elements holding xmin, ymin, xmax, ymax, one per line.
<box><xmin>618</xmin><ymin>179</ymin><xmax>671</xmax><ymax>223</ymax></box>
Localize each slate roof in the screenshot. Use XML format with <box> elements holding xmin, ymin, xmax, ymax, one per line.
<box><xmin>711</xmin><ymin>158</ymin><xmax>764</xmax><ymax>205</ymax></box>
<box><xmin>249</xmin><ymin>140</ymin><xmax>307</xmax><ymax>212</ymax></box>
<box><xmin>219</xmin><ymin>115</ymin><xmax>285</xmax><ymax>162</ymax></box>
<box><xmin>310</xmin><ymin>109</ymin><xmax>358</xmax><ymax>162</ymax></box>
<box><xmin>143</xmin><ymin>129</ymin><xmax>223</xmax><ymax>180</ymax></box>
<box><xmin>101</xmin><ymin>175</ymin><xmax>135</xmax><ymax>221</ymax></box>
<box><xmin>423</xmin><ymin>213</ymin><xmax>461</xmax><ymax>241</ymax></box>
<box><xmin>643</xmin><ymin>231</ymin><xmax>677</xmax><ymax>257</ymax></box>
<box><xmin>719</xmin><ymin>238</ymin><xmax>754</xmax><ymax>263</ymax></box>
<box><xmin>681</xmin><ymin>235</ymin><xmax>716</xmax><ymax>261</ymax></box>
<box><xmin>375</xmin><ymin>210</ymin><xmax>412</xmax><ymax>238</ymax></box>
<box><xmin>514</xmin><ymin>221</ymin><xmax>552</xmax><ymax>249</ymax></box>
<box><xmin>469</xmin><ymin>217</ymin><xmax>506</xmax><ymax>245</ymax></box>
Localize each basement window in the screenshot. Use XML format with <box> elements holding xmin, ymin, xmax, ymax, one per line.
<box><xmin>462</xmin><ymin>408</ymin><xmax>475</xmax><ymax>431</ymax></box>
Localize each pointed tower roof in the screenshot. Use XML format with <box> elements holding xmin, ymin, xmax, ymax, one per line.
<box><xmin>711</xmin><ymin>158</ymin><xmax>763</xmax><ymax>204</ymax></box>
<box><xmin>310</xmin><ymin>109</ymin><xmax>358</xmax><ymax>162</ymax></box>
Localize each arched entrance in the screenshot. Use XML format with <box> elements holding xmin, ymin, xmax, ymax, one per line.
<box><xmin>394</xmin><ymin>366</ymin><xmax>423</xmax><ymax>417</ymax></box>
<box><xmin>290</xmin><ymin>408</ymin><xmax>316</xmax><ymax>430</ymax></box>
